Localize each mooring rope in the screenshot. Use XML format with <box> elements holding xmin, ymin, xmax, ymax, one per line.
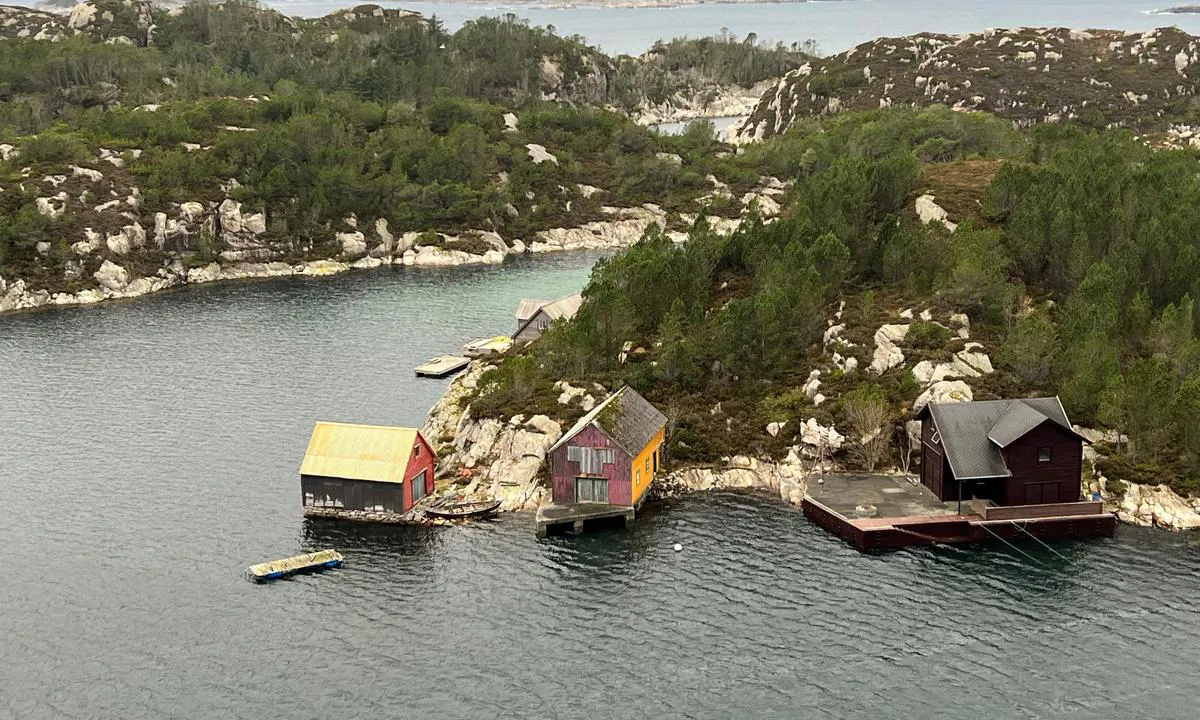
<box><xmin>979</xmin><ymin>522</ymin><xmax>1045</xmax><ymax>567</ymax></box>
<box><xmin>1009</xmin><ymin>520</ymin><xmax>1074</xmax><ymax>564</ymax></box>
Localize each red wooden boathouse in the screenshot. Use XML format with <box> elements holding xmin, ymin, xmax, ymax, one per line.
<box><xmin>547</xmin><ymin>386</ymin><xmax>667</xmax><ymax>508</ymax></box>
<box><xmin>300</xmin><ymin>422</ymin><xmax>435</xmax><ymax>517</ymax></box>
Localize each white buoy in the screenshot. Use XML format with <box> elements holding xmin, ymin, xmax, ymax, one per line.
<box><xmin>673</xmin><ymin>543</ymin><xmax>683</xmax><ymax>552</ymax></box>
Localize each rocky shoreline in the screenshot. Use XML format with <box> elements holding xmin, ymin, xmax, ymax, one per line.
<box><xmin>417</xmin><ymin>359</ymin><xmax>1200</xmax><ymax>532</ymax></box>
<box><xmin>0</xmin><ymin>190</ymin><xmax>780</xmax><ymax>317</ymax></box>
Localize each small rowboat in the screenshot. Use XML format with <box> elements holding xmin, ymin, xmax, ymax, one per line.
<box><xmin>424</xmin><ymin>498</ymin><xmax>502</xmax><ymax>520</ymax></box>
<box><xmin>247</xmin><ymin>549</ymin><xmax>343</xmax><ymax>582</ymax></box>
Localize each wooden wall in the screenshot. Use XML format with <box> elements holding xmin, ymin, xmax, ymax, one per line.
<box><xmin>301</xmin><ymin>476</ymin><xmax>407</xmax><ymax>513</ymax></box>
<box><xmin>403</xmin><ymin>433</ymin><xmax>436</xmax><ymax>510</ymax></box>
<box><xmin>1001</xmin><ymin>422</ymin><xmax>1084</xmax><ymax>506</ymax></box>
<box><xmin>550</xmin><ymin>425</ymin><xmax>633</xmax><ymax>505</ymax></box>
<box><xmin>919</xmin><ymin>417</ymin><xmax>953</xmax><ymax>500</ymax></box>
<box><xmin>630</xmin><ymin>427</ymin><xmax>665</xmax><ymax>506</ymax></box>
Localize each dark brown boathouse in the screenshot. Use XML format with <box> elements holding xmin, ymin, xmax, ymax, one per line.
<box><xmin>802</xmin><ymin>397</ymin><xmax>1116</xmax><ymax>551</ymax></box>
<box><xmin>918</xmin><ymin>396</ymin><xmax>1087</xmax><ymax>507</ymax></box>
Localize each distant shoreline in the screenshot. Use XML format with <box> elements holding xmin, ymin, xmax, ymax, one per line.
<box><xmin>1153</xmin><ymin>5</ymin><xmax>1200</xmax><ymax>14</ymax></box>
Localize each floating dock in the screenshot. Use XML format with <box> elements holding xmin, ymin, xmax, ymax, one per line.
<box><xmin>463</xmin><ymin>336</ymin><xmax>513</xmax><ymax>358</ymax></box>
<box><xmin>536</xmin><ymin>503</ymin><xmax>636</xmax><ymax>538</ymax></box>
<box><xmin>247</xmin><ymin>549</ymin><xmax>344</xmax><ymax>582</ymax></box>
<box><xmin>803</xmin><ymin>474</ymin><xmax>1116</xmax><ymax>552</ymax></box>
<box><xmin>414</xmin><ymin>355</ymin><xmax>470</xmax><ymax>378</ymax></box>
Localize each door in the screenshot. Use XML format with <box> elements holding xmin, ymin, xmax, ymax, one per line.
<box><xmin>575</xmin><ymin>477</ymin><xmax>609</xmax><ymax>504</ymax></box>
<box><xmin>1042</xmin><ymin>483</ymin><xmax>1059</xmax><ymax>504</ymax></box>
<box><xmin>1024</xmin><ymin>483</ymin><xmax>1042</xmax><ymax>505</ymax></box>
<box><xmin>411</xmin><ymin>470</ymin><xmax>427</xmax><ymax>505</ymax></box>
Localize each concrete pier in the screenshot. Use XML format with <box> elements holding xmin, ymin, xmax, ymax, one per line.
<box><xmin>535</xmin><ymin>503</ymin><xmax>636</xmax><ymax>538</ymax></box>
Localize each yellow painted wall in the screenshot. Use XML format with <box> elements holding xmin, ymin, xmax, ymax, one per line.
<box><xmin>630</xmin><ymin>427</ymin><xmax>666</xmax><ymax>505</ymax></box>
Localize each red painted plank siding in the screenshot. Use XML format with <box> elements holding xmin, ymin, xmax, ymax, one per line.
<box><xmin>550</xmin><ymin>424</ymin><xmax>634</xmax><ymax>505</ymax></box>
<box><xmin>1000</xmin><ymin>422</ymin><xmax>1083</xmax><ymax>506</ymax></box>
<box><xmin>402</xmin><ymin>432</ymin><xmax>436</xmax><ymax>512</ymax></box>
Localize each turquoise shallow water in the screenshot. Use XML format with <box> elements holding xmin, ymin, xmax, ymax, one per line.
<box><xmin>266</xmin><ymin>0</ymin><xmax>1200</xmax><ymax>55</ymax></box>
<box><xmin>2</xmin><ymin>255</ymin><xmax>1200</xmax><ymax>719</ymax></box>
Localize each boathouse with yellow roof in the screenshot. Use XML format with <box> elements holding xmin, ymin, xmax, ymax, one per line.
<box><xmin>300</xmin><ymin>421</ymin><xmax>435</xmax><ymax>515</ymax></box>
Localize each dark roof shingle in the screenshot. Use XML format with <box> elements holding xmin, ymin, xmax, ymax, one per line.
<box><xmin>927</xmin><ymin>397</ymin><xmax>1077</xmax><ymax>479</ymax></box>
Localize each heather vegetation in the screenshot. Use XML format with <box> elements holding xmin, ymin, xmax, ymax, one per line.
<box><xmin>477</xmin><ymin>108</ymin><xmax>1200</xmax><ymax>493</ymax></box>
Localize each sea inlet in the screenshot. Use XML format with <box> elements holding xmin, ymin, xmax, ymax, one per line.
<box><xmin>2</xmin><ymin>252</ymin><xmax>1199</xmax><ymax>719</ymax></box>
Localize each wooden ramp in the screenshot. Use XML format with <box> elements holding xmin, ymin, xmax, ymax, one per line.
<box><xmin>415</xmin><ymin>355</ymin><xmax>470</xmax><ymax>378</ymax></box>
<box><xmin>247</xmin><ymin>549</ymin><xmax>343</xmax><ymax>582</ymax></box>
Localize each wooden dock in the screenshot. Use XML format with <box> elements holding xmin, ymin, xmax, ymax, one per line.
<box><xmin>463</xmin><ymin>336</ymin><xmax>512</xmax><ymax>358</ymax></box>
<box><xmin>801</xmin><ymin>475</ymin><xmax>1116</xmax><ymax>552</ymax></box>
<box><xmin>414</xmin><ymin>355</ymin><xmax>470</xmax><ymax>378</ymax></box>
<box><xmin>247</xmin><ymin>549</ymin><xmax>343</xmax><ymax>582</ymax></box>
<box><xmin>536</xmin><ymin>503</ymin><xmax>635</xmax><ymax>538</ymax></box>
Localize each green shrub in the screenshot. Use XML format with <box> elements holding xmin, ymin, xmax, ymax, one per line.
<box><xmin>906</xmin><ymin>321</ymin><xmax>952</xmax><ymax>350</ymax></box>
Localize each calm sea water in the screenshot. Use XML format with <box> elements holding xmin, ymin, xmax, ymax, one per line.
<box><xmin>2</xmin><ymin>254</ymin><xmax>1200</xmax><ymax>718</ymax></box>
<box><xmin>266</xmin><ymin>0</ymin><xmax>1200</xmax><ymax>55</ymax></box>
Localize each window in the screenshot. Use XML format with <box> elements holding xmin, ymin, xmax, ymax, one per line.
<box><xmin>414</xmin><ymin>444</ymin><xmax>421</xmax><ymax>456</ymax></box>
<box><xmin>566</xmin><ymin>446</ymin><xmax>614</xmax><ymax>475</ymax></box>
<box><xmin>412</xmin><ymin>470</ymin><xmax>427</xmax><ymax>502</ymax></box>
<box><xmin>538</xmin><ymin>317</ymin><xmax>549</xmax><ymax>330</ymax></box>
<box><xmin>652</xmin><ymin>449</ymin><xmax>659</xmax><ymax>473</ymax></box>
<box><xmin>1038</xmin><ymin>446</ymin><xmax>1052</xmax><ymax>463</ymax></box>
<box><xmin>575</xmin><ymin>477</ymin><xmax>608</xmax><ymax>503</ymax></box>
<box><xmin>645</xmin><ymin>457</ymin><xmax>651</xmax><ymax>475</ymax></box>
<box><xmin>304</xmin><ymin>492</ymin><xmax>315</xmax><ymax>506</ymax></box>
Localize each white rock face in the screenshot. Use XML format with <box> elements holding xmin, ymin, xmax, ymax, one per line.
<box><xmin>913</xmin><ymin>380</ymin><xmax>973</xmax><ymax>413</ymax></box>
<box><xmin>69</xmin><ymin>164</ymin><xmax>104</xmax><ymax>182</ymax></box>
<box><xmin>35</xmin><ymin>193</ymin><xmax>68</xmax><ymax>219</ymax></box>
<box><xmin>503</xmin><ymin>112</ymin><xmax>519</xmax><ymax>132</ymax></box>
<box><xmin>767</xmin><ymin>421</ymin><xmax>787</xmax><ymax>437</ymax></box>
<box><xmin>243</xmin><ymin>213</ymin><xmax>267</xmax><ymax>235</ymax></box>
<box><xmin>663</xmin><ymin>454</ymin><xmax>810</xmax><ymax>506</ymax></box>
<box><xmin>179</xmin><ymin>201</ymin><xmax>205</xmax><ymax>221</ymax></box>
<box><xmin>802</xmin><ymin>370</ymin><xmax>821</xmax><ymax>400</ymax></box>
<box><xmin>105</xmin><ymin>231</ymin><xmax>131</xmax><ymax>255</ymax></box>
<box><xmin>373</xmin><ymin>218</ymin><xmax>394</xmax><ymax>256</ymax></box>
<box><xmin>93</xmin><ymin>260</ymin><xmax>129</xmax><ymax>292</ymax></box>
<box><xmin>1118</xmin><ymin>483</ymin><xmax>1200</xmax><ymax>530</ymax></box>
<box><xmin>67</xmin><ymin>2</ymin><xmax>98</xmax><ymax>30</ymax></box>
<box><xmin>869</xmin><ymin>323</ymin><xmax>909</xmax><ymax>374</ymax></box>
<box><xmin>915</xmin><ymin>194</ymin><xmax>958</xmax><ymax>232</ymax></box>
<box><xmin>218</xmin><ymin>198</ymin><xmax>243</xmax><ymax>235</ymax></box>
<box><xmin>525</xmin><ymin>143</ymin><xmax>558</xmax><ymax>165</ymax></box>
<box><xmin>337</xmin><ymin>231</ymin><xmax>367</xmax><ymax>259</ymax></box>
<box><xmin>800</xmin><ymin>418</ymin><xmax>844</xmax><ymax>452</ymax></box>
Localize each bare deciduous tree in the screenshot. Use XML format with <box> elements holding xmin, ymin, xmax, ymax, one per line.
<box><xmin>842</xmin><ymin>387</ymin><xmax>891</xmax><ymax>471</ymax></box>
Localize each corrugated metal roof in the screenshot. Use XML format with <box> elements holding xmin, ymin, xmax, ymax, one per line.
<box><xmin>515</xmin><ymin>298</ymin><xmax>549</xmax><ymax>321</ymax></box>
<box><xmin>550</xmin><ymin>386</ymin><xmax>667</xmax><ymax>456</ymax></box>
<box><xmin>300</xmin><ymin>422</ymin><xmax>418</xmax><ymax>484</ymax></box>
<box><xmin>927</xmin><ymin>397</ymin><xmax>1078</xmax><ymax>480</ymax></box>
<box><xmin>540</xmin><ymin>292</ymin><xmax>582</xmax><ymax>320</ymax></box>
